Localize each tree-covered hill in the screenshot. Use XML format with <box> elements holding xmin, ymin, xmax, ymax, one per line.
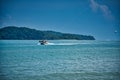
<box><xmin>0</xmin><ymin>26</ymin><xmax>95</xmax><ymax>40</ymax></box>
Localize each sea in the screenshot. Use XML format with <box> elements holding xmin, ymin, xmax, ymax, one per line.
<box><xmin>0</xmin><ymin>40</ymin><xmax>120</xmax><ymax>80</ymax></box>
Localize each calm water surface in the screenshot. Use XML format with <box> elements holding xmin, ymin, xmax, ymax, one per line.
<box><xmin>0</xmin><ymin>40</ymin><xmax>120</xmax><ymax>80</ymax></box>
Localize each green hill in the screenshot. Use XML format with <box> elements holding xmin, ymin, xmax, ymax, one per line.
<box><xmin>0</xmin><ymin>26</ymin><xmax>95</xmax><ymax>40</ymax></box>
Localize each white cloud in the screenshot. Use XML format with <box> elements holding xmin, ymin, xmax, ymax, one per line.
<box><xmin>90</xmin><ymin>0</ymin><xmax>114</xmax><ymax>19</ymax></box>
<box><xmin>90</xmin><ymin>0</ymin><xmax>99</xmax><ymax>12</ymax></box>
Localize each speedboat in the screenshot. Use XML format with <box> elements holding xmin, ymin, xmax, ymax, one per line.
<box><xmin>39</xmin><ymin>40</ymin><xmax>48</xmax><ymax>45</ymax></box>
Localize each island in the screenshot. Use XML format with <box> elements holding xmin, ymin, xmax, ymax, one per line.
<box><xmin>0</xmin><ymin>26</ymin><xmax>95</xmax><ymax>40</ymax></box>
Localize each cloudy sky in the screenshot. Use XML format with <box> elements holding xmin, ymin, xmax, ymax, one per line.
<box><xmin>0</xmin><ymin>0</ymin><xmax>120</xmax><ymax>40</ymax></box>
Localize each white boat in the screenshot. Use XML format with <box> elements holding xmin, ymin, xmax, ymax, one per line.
<box><xmin>39</xmin><ymin>40</ymin><xmax>48</xmax><ymax>45</ymax></box>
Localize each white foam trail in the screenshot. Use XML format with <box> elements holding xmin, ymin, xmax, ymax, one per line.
<box><xmin>37</xmin><ymin>42</ymin><xmax>92</xmax><ymax>45</ymax></box>
<box><xmin>47</xmin><ymin>42</ymin><xmax>55</xmax><ymax>45</ymax></box>
<box><xmin>47</xmin><ymin>43</ymin><xmax>79</xmax><ymax>45</ymax></box>
<box><xmin>38</xmin><ymin>42</ymin><xmax>80</xmax><ymax>45</ymax></box>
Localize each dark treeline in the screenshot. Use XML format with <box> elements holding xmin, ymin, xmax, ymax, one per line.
<box><xmin>0</xmin><ymin>26</ymin><xmax>95</xmax><ymax>40</ymax></box>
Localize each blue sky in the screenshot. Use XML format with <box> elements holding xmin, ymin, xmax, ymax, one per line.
<box><xmin>0</xmin><ymin>0</ymin><xmax>120</xmax><ymax>40</ymax></box>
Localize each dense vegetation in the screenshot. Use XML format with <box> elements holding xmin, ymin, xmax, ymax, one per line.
<box><xmin>0</xmin><ymin>26</ymin><xmax>95</xmax><ymax>40</ymax></box>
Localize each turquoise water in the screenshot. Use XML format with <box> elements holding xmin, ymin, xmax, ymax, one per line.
<box><xmin>0</xmin><ymin>40</ymin><xmax>120</xmax><ymax>80</ymax></box>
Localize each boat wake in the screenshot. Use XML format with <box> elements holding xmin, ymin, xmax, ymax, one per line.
<box><xmin>37</xmin><ymin>42</ymin><xmax>79</xmax><ymax>45</ymax></box>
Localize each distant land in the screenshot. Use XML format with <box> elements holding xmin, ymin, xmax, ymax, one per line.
<box><xmin>0</xmin><ymin>26</ymin><xmax>95</xmax><ymax>40</ymax></box>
